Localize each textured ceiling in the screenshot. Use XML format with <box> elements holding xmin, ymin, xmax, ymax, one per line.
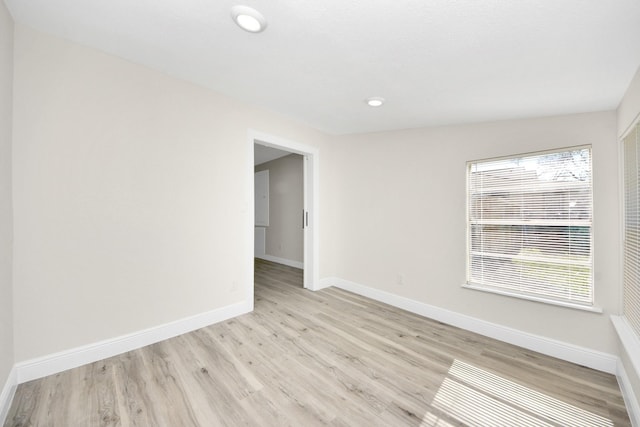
<box><xmin>5</xmin><ymin>0</ymin><xmax>640</xmax><ymax>134</ymax></box>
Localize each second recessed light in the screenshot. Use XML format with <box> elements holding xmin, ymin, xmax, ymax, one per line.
<box><xmin>366</xmin><ymin>97</ymin><xmax>385</xmax><ymax>107</ymax></box>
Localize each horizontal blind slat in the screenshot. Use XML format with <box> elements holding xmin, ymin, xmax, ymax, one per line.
<box><xmin>623</xmin><ymin>124</ymin><xmax>640</xmax><ymax>338</ymax></box>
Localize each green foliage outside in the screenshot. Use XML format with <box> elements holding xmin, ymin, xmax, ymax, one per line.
<box><xmin>512</xmin><ymin>248</ymin><xmax>591</xmax><ymax>299</ymax></box>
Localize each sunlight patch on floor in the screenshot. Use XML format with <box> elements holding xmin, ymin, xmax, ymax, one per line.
<box><xmin>418</xmin><ymin>411</ymin><xmax>456</xmax><ymax>427</ymax></box>
<box><xmin>430</xmin><ymin>359</ymin><xmax>613</xmax><ymax>427</ymax></box>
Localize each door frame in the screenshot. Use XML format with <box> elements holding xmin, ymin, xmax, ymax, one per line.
<box><xmin>247</xmin><ymin>130</ymin><xmax>320</xmax><ymax>307</ymax></box>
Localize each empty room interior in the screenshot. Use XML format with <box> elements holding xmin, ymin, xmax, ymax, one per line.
<box><xmin>2</xmin><ymin>1</ymin><xmax>640</xmax><ymax>426</ymax></box>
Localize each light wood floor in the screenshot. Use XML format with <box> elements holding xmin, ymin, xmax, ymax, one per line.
<box><xmin>5</xmin><ymin>259</ymin><xmax>631</xmax><ymax>426</ymax></box>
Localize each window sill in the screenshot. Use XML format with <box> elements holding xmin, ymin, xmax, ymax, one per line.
<box><xmin>462</xmin><ymin>283</ymin><xmax>603</xmax><ymax>313</ymax></box>
<box><xmin>611</xmin><ymin>315</ymin><xmax>640</xmax><ymax>377</ymax></box>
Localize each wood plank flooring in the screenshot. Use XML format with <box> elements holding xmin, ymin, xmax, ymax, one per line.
<box><xmin>5</xmin><ymin>259</ymin><xmax>631</xmax><ymax>426</ymax></box>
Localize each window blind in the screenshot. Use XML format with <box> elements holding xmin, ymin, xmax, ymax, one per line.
<box><xmin>467</xmin><ymin>147</ymin><xmax>593</xmax><ymax>306</ymax></box>
<box><xmin>623</xmin><ymin>123</ymin><xmax>640</xmax><ymax>337</ymax></box>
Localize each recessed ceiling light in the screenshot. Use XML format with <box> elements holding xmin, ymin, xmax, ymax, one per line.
<box><xmin>231</xmin><ymin>5</ymin><xmax>267</xmax><ymax>33</ymax></box>
<box><xmin>366</xmin><ymin>97</ymin><xmax>385</xmax><ymax>107</ymax></box>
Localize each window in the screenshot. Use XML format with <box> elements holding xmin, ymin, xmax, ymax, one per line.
<box><xmin>623</xmin><ymin>123</ymin><xmax>640</xmax><ymax>337</ymax></box>
<box><xmin>466</xmin><ymin>147</ymin><xmax>593</xmax><ymax>308</ymax></box>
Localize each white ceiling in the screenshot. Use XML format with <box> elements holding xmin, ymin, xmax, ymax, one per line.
<box><xmin>5</xmin><ymin>0</ymin><xmax>640</xmax><ymax>134</ymax></box>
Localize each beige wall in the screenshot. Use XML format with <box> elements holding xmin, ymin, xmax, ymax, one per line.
<box><xmin>617</xmin><ymin>65</ymin><xmax>640</xmax><ymax>411</ymax></box>
<box><xmin>332</xmin><ymin>111</ymin><xmax>620</xmax><ymax>354</ymax></box>
<box><xmin>11</xmin><ymin>25</ymin><xmax>332</xmax><ymax>361</ymax></box>
<box><xmin>255</xmin><ymin>154</ymin><xmax>304</xmax><ymax>264</ymax></box>
<box><xmin>0</xmin><ymin>0</ymin><xmax>14</xmax><ymax>389</ymax></box>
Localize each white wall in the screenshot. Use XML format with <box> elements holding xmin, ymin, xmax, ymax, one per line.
<box><xmin>11</xmin><ymin>25</ymin><xmax>332</xmax><ymax>362</ymax></box>
<box><xmin>255</xmin><ymin>154</ymin><xmax>304</xmax><ymax>264</ymax></box>
<box><xmin>0</xmin><ymin>0</ymin><xmax>14</xmax><ymax>394</ymax></box>
<box><xmin>331</xmin><ymin>111</ymin><xmax>620</xmax><ymax>355</ymax></box>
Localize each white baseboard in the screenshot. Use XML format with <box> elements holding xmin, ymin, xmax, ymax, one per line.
<box><xmin>612</xmin><ymin>315</ymin><xmax>640</xmax><ymax>426</ymax></box>
<box><xmin>0</xmin><ymin>366</ymin><xmax>17</xmax><ymax>426</ymax></box>
<box><xmin>316</xmin><ymin>277</ymin><xmax>335</xmax><ymax>291</ymax></box>
<box><xmin>15</xmin><ymin>300</ymin><xmax>252</xmax><ymax>384</ymax></box>
<box><xmin>617</xmin><ymin>358</ymin><xmax>640</xmax><ymax>427</ymax></box>
<box><xmin>256</xmin><ymin>254</ymin><xmax>303</xmax><ymax>269</ymax></box>
<box><xmin>612</xmin><ymin>316</ymin><xmax>640</xmax><ymax>380</ymax></box>
<box><xmin>331</xmin><ymin>277</ymin><xmax>617</xmax><ymax>374</ymax></box>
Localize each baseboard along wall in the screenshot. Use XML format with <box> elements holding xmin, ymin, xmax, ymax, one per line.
<box><xmin>612</xmin><ymin>315</ymin><xmax>640</xmax><ymax>427</ymax></box>
<box><xmin>14</xmin><ymin>300</ymin><xmax>251</xmax><ymax>384</ymax></box>
<box><xmin>0</xmin><ymin>301</ymin><xmax>251</xmax><ymax>423</ymax></box>
<box><xmin>318</xmin><ymin>276</ymin><xmax>640</xmax><ymax>422</ymax></box>
<box><xmin>0</xmin><ymin>367</ymin><xmax>17</xmax><ymax>426</ymax></box>
<box><xmin>617</xmin><ymin>358</ymin><xmax>640</xmax><ymax>427</ymax></box>
<box><xmin>256</xmin><ymin>254</ymin><xmax>304</xmax><ymax>269</ymax></box>
<box><xmin>321</xmin><ymin>276</ymin><xmax>618</xmax><ymax>375</ymax></box>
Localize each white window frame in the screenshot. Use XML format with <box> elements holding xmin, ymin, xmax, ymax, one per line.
<box><xmin>464</xmin><ymin>146</ymin><xmax>599</xmax><ymax>312</ymax></box>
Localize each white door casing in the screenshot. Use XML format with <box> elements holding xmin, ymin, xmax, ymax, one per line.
<box><xmin>248</xmin><ymin>130</ymin><xmax>319</xmax><ymax>300</ymax></box>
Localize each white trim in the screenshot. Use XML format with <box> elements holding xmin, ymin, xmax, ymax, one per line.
<box><xmin>247</xmin><ymin>136</ymin><xmax>256</xmax><ymax>312</ymax></box>
<box><xmin>612</xmin><ymin>315</ymin><xmax>640</xmax><ymax>383</ymax></box>
<box><xmin>248</xmin><ymin>129</ymin><xmax>320</xmax><ymax>291</ymax></box>
<box><xmin>256</xmin><ymin>254</ymin><xmax>304</xmax><ymax>270</ymax></box>
<box><xmin>619</xmin><ymin>111</ymin><xmax>640</xmax><ymax>140</ymax></box>
<box><xmin>617</xmin><ymin>357</ymin><xmax>640</xmax><ymax>427</ymax></box>
<box><xmin>316</xmin><ymin>277</ymin><xmax>335</xmax><ymax>291</ymax></box>
<box><xmin>0</xmin><ymin>366</ymin><xmax>17</xmax><ymax>426</ymax></box>
<box><xmin>331</xmin><ymin>277</ymin><xmax>617</xmax><ymax>373</ymax></box>
<box><xmin>15</xmin><ymin>300</ymin><xmax>251</xmax><ymax>384</ymax></box>
<box><xmin>463</xmin><ymin>283</ymin><xmax>603</xmax><ymax>313</ymax></box>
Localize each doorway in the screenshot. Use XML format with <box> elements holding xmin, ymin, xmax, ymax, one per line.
<box><xmin>247</xmin><ymin>130</ymin><xmax>319</xmax><ymax>306</ymax></box>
